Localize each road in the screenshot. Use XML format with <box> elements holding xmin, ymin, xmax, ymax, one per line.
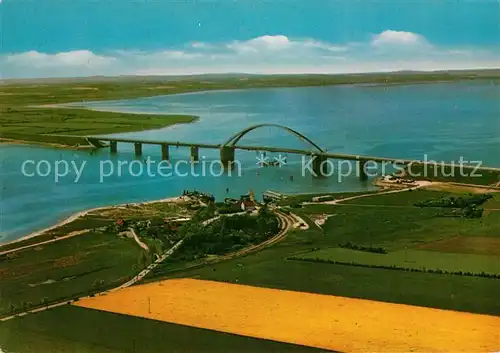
<box><xmin>303</xmin><ymin>181</ymin><xmax>433</xmax><ymax>207</ymax></box>
<box><xmin>0</xmin><ymin>196</ymin><xmax>187</xmax><ymax>254</ymax></box>
<box><xmin>0</xmin><ymin>229</ymin><xmax>90</xmax><ymax>256</ymax></box>
<box><xmin>0</xmin><ymin>238</ymin><xmax>184</xmax><ymax>322</ymax></box>
<box><xmin>129</xmin><ymin>228</ymin><xmax>149</xmax><ymax>251</ymax></box>
<box><xmin>0</xmin><ymin>210</ymin><xmax>295</xmax><ymax>322</ymax></box>
<box><xmin>143</xmin><ymin>210</ymin><xmax>295</xmax><ymax>277</ymax></box>
<box><xmin>215</xmin><ymin>210</ymin><xmax>295</xmax><ymax>261</ymax></box>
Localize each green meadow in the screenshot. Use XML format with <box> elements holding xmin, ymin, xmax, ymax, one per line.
<box><xmin>2</xmin><ymin>187</ymin><xmax>500</xmax><ymax>353</ymax></box>
<box><xmin>0</xmin><ymin>306</ymin><xmax>321</xmax><ymax>353</ymax></box>
<box><xmin>146</xmin><ymin>188</ymin><xmax>500</xmax><ymax>316</ymax></box>
<box><xmin>0</xmin><ymin>232</ymin><xmax>141</xmax><ymax>316</ymax></box>
<box><xmin>293</xmin><ymin>248</ymin><xmax>500</xmax><ymax>275</ymax></box>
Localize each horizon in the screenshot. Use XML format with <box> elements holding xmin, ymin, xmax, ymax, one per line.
<box><xmin>1</xmin><ymin>0</ymin><xmax>499</xmax><ymax>79</ymax></box>
<box><xmin>2</xmin><ymin>67</ymin><xmax>500</xmax><ymax>84</ymax></box>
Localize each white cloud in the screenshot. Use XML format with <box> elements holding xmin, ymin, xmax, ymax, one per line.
<box><xmin>230</xmin><ymin>35</ymin><xmax>291</xmax><ymax>53</ymax></box>
<box><xmin>371</xmin><ymin>30</ymin><xmax>427</xmax><ymax>47</ymax></box>
<box><xmin>191</xmin><ymin>42</ymin><xmax>209</xmax><ymax>49</ymax></box>
<box><xmin>6</xmin><ymin>50</ymin><xmax>115</xmax><ymax>68</ymax></box>
<box><xmin>302</xmin><ymin>39</ymin><xmax>348</xmax><ymax>53</ymax></box>
<box><xmin>227</xmin><ymin>35</ymin><xmax>348</xmax><ymax>55</ymax></box>
<box><xmin>1</xmin><ymin>32</ymin><xmax>499</xmax><ymax>78</ymax></box>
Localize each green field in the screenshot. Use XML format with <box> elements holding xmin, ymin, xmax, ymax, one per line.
<box><xmin>0</xmin><ymin>215</ymin><xmax>115</xmax><ymax>252</ymax></box>
<box><xmin>150</xmin><ymin>230</ymin><xmax>500</xmax><ymax>316</ymax></box>
<box><xmin>0</xmin><ymin>201</ymin><xmax>191</xmax><ymax>252</ymax></box>
<box><xmin>0</xmin><ymin>306</ymin><xmax>321</xmax><ymax>353</ymax></box>
<box><xmin>0</xmin><ymin>107</ymin><xmax>197</xmax><ymax>147</ymax></box>
<box><xmin>144</xmin><ymin>188</ymin><xmax>500</xmax><ymax>316</ymax></box>
<box><xmin>293</xmin><ymin>247</ymin><xmax>500</xmax><ymax>275</ymax></box>
<box><xmin>2</xmin><ymin>188</ymin><xmax>500</xmax><ymax>352</ymax></box>
<box><xmin>340</xmin><ymin>189</ymin><xmax>461</xmax><ymax>206</ymax></box>
<box><xmin>405</xmin><ymin>164</ymin><xmax>500</xmax><ymax>185</ymax></box>
<box><xmin>278</xmin><ymin>190</ymin><xmax>379</xmax><ymax>206</ymax></box>
<box><xmin>307</xmin><ymin>191</ymin><xmax>500</xmax><ymax>249</ymax></box>
<box><xmin>0</xmin><ymin>232</ymin><xmax>141</xmax><ymax>316</ymax></box>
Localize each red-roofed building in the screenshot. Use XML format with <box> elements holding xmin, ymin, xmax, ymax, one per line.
<box><xmin>241</xmin><ymin>200</ymin><xmax>257</xmax><ymax>212</ymax></box>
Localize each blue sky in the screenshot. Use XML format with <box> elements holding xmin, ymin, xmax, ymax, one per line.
<box><xmin>1</xmin><ymin>0</ymin><xmax>499</xmax><ymax>78</ymax></box>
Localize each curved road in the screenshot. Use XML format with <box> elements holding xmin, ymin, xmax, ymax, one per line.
<box><xmin>0</xmin><ymin>211</ymin><xmax>294</xmax><ymax>322</ymax></box>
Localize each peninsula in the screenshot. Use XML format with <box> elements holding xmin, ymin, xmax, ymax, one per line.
<box><xmin>2</xmin><ymin>70</ymin><xmax>500</xmax><ymax>148</ymax></box>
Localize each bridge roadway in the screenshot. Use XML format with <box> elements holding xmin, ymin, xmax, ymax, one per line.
<box><xmin>88</xmin><ymin>136</ymin><xmax>500</xmax><ymax>173</ymax></box>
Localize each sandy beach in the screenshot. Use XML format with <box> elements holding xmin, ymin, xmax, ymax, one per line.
<box><xmin>0</xmin><ymin>196</ymin><xmax>184</xmax><ymax>247</ymax></box>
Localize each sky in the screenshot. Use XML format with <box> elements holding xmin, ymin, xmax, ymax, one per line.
<box><xmin>1</xmin><ymin>0</ymin><xmax>499</xmax><ymax>78</ymax></box>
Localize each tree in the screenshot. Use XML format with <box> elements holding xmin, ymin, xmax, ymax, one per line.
<box><xmin>258</xmin><ymin>204</ymin><xmax>271</xmax><ymax>217</ymax></box>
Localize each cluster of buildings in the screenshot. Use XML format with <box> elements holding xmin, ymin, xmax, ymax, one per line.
<box><xmin>382</xmin><ymin>175</ymin><xmax>416</xmax><ymax>185</ymax></box>
<box><xmin>223</xmin><ymin>191</ymin><xmax>259</xmax><ymax>212</ymax></box>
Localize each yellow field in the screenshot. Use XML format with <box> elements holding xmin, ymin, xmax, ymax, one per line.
<box><xmin>75</xmin><ymin>279</ymin><xmax>500</xmax><ymax>352</ymax></box>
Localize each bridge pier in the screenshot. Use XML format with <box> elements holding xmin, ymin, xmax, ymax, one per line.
<box><xmin>312</xmin><ymin>154</ymin><xmax>329</xmax><ymax>177</ymax></box>
<box><xmin>358</xmin><ymin>160</ymin><xmax>368</xmax><ymax>181</ymax></box>
<box><xmin>220</xmin><ymin>146</ymin><xmax>235</xmax><ymax>168</ymax></box>
<box><xmin>110</xmin><ymin>141</ymin><xmax>117</xmax><ymax>154</ymax></box>
<box><xmin>134</xmin><ymin>143</ymin><xmax>142</xmax><ymax>157</ymax></box>
<box><xmin>190</xmin><ymin>146</ymin><xmax>199</xmax><ymax>162</ymax></box>
<box><xmin>161</xmin><ymin>144</ymin><xmax>170</xmax><ymax>161</ymax></box>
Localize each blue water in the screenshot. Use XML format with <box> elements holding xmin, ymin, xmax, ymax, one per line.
<box><xmin>1</xmin><ymin>82</ymin><xmax>499</xmax><ymax>242</ymax></box>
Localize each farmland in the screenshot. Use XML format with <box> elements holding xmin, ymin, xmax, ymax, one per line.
<box><xmin>2</xmin><ymin>185</ymin><xmax>500</xmax><ymax>352</ymax></box>
<box><xmin>144</xmin><ymin>187</ymin><xmax>500</xmax><ymax>316</ymax></box>
<box><xmin>74</xmin><ymin>278</ymin><xmax>500</xmax><ymax>352</ymax></box>
<box><xmin>0</xmin><ymin>198</ymin><xmax>197</xmax><ymax>316</ymax></box>
<box><xmin>418</xmin><ymin>236</ymin><xmax>500</xmax><ymax>255</ymax></box>
<box><xmin>292</xmin><ymin>248</ymin><xmax>500</xmax><ymax>276</ymax></box>
<box><xmin>0</xmin><ymin>231</ymin><xmax>141</xmax><ymax>316</ymax></box>
<box><xmin>406</xmin><ymin>164</ymin><xmax>500</xmax><ymax>186</ymax></box>
<box><xmin>0</xmin><ymin>305</ymin><xmax>319</xmax><ymax>353</ymax></box>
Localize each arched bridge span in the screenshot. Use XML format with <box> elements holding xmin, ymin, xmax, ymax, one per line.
<box><xmin>222</xmin><ymin>123</ymin><xmax>325</xmax><ymax>153</ymax></box>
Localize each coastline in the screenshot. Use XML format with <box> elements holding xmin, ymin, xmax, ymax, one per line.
<box><xmin>0</xmin><ymin>196</ymin><xmax>184</xmax><ymax>248</ymax></box>
<box><xmin>0</xmin><ymin>110</ymin><xmax>200</xmax><ymax>150</ymax></box>
<box><xmin>0</xmin><ymin>137</ymin><xmax>95</xmax><ymax>150</ymax></box>
<box><xmin>1</xmin><ymin>183</ymin><xmax>384</xmax><ymax>248</ymax></box>
<box><xmin>6</xmin><ymin>76</ymin><xmax>499</xmax><ymax>150</ymax></box>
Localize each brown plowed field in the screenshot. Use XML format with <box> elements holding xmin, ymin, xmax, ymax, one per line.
<box><xmin>419</xmin><ymin>236</ymin><xmax>500</xmax><ymax>255</ymax></box>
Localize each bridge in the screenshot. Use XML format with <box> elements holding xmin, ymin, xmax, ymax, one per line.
<box><xmin>86</xmin><ymin>123</ymin><xmax>500</xmax><ymax>179</ymax></box>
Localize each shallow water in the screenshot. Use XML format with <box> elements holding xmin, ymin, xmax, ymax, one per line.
<box><xmin>1</xmin><ymin>81</ymin><xmax>499</xmax><ymax>242</ymax></box>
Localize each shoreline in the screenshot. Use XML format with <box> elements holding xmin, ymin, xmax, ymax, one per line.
<box><xmin>1</xmin><ymin>183</ymin><xmax>382</xmax><ymax>248</ymax></box>
<box><xmin>0</xmin><ymin>113</ymin><xmax>200</xmax><ymax>150</ymax></box>
<box><xmin>0</xmin><ymin>137</ymin><xmax>95</xmax><ymax>150</ymax></box>
<box><xmin>0</xmin><ymin>196</ymin><xmax>184</xmax><ymax>248</ymax></box>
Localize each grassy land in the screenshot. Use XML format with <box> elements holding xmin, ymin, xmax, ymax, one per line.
<box><xmin>2</xmin><ymin>71</ymin><xmax>500</xmax><ymax>147</ymax></box>
<box><xmin>3</xmin><ymin>187</ymin><xmax>500</xmax><ymax>352</ymax></box>
<box><xmin>144</xmin><ymin>188</ymin><xmax>500</xmax><ymax>316</ymax></box>
<box><xmin>302</xmin><ymin>190</ymin><xmax>500</xmax><ymax>250</ymax></box>
<box><xmin>0</xmin><ymin>201</ymin><xmax>192</xmax><ymax>252</ymax></box>
<box><xmin>0</xmin><ymin>306</ymin><xmax>321</xmax><ymax>353</ymax></box>
<box><xmin>150</xmin><ymin>230</ymin><xmax>500</xmax><ymax>316</ymax></box>
<box><xmin>278</xmin><ymin>190</ymin><xmax>379</xmax><ymax>206</ymax></box>
<box><xmin>0</xmin><ymin>107</ymin><xmax>197</xmax><ymax>147</ymax></box>
<box><xmin>340</xmin><ymin>188</ymin><xmax>460</xmax><ymax>206</ymax></box>
<box><xmin>0</xmin><ymin>200</ymin><xmax>196</xmax><ymax>317</ymax></box>
<box><xmin>0</xmin><ymin>215</ymin><xmax>115</xmax><ymax>252</ymax></box>
<box><xmin>294</xmin><ymin>248</ymin><xmax>500</xmax><ymax>275</ymax></box>
<box><xmin>405</xmin><ymin>164</ymin><xmax>500</xmax><ymax>185</ymax></box>
<box><xmin>0</xmin><ymin>231</ymin><xmax>142</xmax><ymax>316</ymax></box>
